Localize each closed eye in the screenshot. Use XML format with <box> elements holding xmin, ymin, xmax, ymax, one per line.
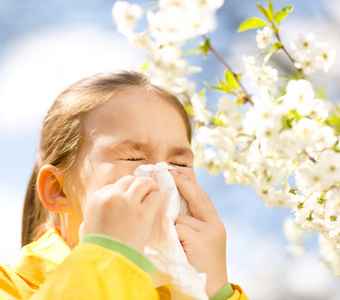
<box><xmin>169</xmin><ymin>161</ymin><xmax>188</xmax><ymax>167</ymax></box>
<box><xmin>127</xmin><ymin>157</ymin><xmax>143</xmax><ymax>161</ymax></box>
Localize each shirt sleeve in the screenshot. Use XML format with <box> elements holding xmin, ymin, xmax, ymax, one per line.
<box><xmin>210</xmin><ymin>283</ymin><xmax>234</xmax><ymax>300</ymax></box>
<box><xmin>80</xmin><ymin>234</ymin><xmax>154</xmax><ymax>275</ymax></box>
<box><xmin>210</xmin><ymin>283</ymin><xmax>249</xmax><ymax>300</ymax></box>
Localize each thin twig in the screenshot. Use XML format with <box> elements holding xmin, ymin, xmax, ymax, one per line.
<box><xmin>305</xmin><ymin>151</ymin><xmax>317</xmax><ymax>163</ymax></box>
<box><xmin>202</xmin><ymin>35</ymin><xmax>254</xmax><ymax>105</ymax></box>
<box><xmin>275</xmin><ymin>33</ymin><xmax>305</xmax><ymax>79</ymax></box>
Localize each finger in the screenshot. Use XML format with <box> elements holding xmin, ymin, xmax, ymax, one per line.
<box><xmin>175</xmin><ymin>214</ymin><xmax>203</xmax><ymax>232</ymax></box>
<box><xmin>114</xmin><ymin>175</ymin><xmax>137</xmax><ymax>192</ymax></box>
<box><xmin>89</xmin><ymin>175</ymin><xmax>136</xmax><ymax>203</ymax></box>
<box><xmin>169</xmin><ymin>170</ymin><xmax>217</xmax><ymax>222</ymax></box>
<box><xmin>95</xmin><ymin>175</ymin><xmax>136</xmax><ymax>196</ymax></box>
<box><xmin>142</xmin><ymin>191</ymin><xmax>164</xmax><ymax>212</ymax></box>
<box><xmin>126</xmin><ymin>176</ymin><xmax>159</xmax><ymax>203</ymax></box>
<box><xmin>175</xmin><ymin>223</ymin><xmax>197</xmax><ymax>243</ymax></box>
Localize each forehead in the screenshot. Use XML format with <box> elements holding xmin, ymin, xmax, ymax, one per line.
<box><xmin>82</xmin><ymin>87</ymin><xmax>188</xmax><ymax>140</ymax></box>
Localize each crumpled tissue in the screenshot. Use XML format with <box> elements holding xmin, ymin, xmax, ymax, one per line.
<box><xmin>133</xmin><ymin>162</ymin><xmax>208</xmax><ymax>300</ymax></box>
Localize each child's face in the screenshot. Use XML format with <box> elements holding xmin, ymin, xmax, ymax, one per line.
<box><xmin>63</xmin><ymin>87</ymin><xmax>195</xmax><ymax>243</ymax></box>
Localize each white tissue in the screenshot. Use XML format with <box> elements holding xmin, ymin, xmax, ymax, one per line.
<box><xmin>133</xmin><ymin>162</ymin><xmax>208</xmax><ymax>300</ymax></box>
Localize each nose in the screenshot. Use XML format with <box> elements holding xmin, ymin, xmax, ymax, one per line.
<box><xmin>147</xmin><ymin>152</ymin><xmax>169</xmax><ymax>166</ymax></box>
<box><xmin>148</xmin><ymin>158</ymin><xmax>168</xmax><ymax>166</ymax></box>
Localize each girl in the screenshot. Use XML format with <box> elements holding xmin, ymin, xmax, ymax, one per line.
<box><xmin>0</xmin><ymin>71</ymin><xmax>247</xmax><ymax>299</ymax></box>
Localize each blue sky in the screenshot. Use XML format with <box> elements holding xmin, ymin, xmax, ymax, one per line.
<box><xmin>1</xmin><ymin>0</ymin><xmax>340</xmax><ymax>298</ymax></box>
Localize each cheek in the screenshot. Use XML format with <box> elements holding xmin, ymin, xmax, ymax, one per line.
<box><xmin>74</xmin><ymin>161</ymin><xmax>142</xmax><ymax>198</ymax></box>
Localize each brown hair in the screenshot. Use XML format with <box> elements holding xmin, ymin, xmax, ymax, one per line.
<box><xmin>22</xmin><ymin>70</ymin><xmax>192</xmax><ymax>247</ymax></box>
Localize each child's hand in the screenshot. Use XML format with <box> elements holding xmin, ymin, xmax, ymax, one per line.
<box><xmin>79</xmin><ymin>175</ymin><xmax>164</xmax><ymax>253</ymax></box>
<box><xmin>170</xmin><ymin>170</ymin><xmax>228</xmax><ymax>298</ymax></box>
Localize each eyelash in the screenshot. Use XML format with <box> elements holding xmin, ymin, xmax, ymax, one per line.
<box><xmin>127</xmin><ymin>158</ymin><xmax>187</xmax><ymax>167</ymax></box>
<box><xmin>127</xmin><ymin>157</ymin><xmax>143</xmax><ymax>161</ymax></box>
<box><xmin>169</xmin><ymin>162</ymin><xmax>188</xmax><ymax>167</ymax></box>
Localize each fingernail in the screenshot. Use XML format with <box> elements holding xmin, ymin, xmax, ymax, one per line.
<box><xmin>169</xmin><ymin>169</ymin><xmax>178</xmax><ymax>175</ymax></box>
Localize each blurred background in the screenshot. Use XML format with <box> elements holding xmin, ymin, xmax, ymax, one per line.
<box><xmin>1</xmin><ymin>0</ymin><xmax>340</xmax><ymax>299</ymax></box>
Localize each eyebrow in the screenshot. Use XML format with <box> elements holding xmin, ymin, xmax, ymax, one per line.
<box><xmin>114</xmin><ymin>140</ymin><xmax>194</xmax><ymax>158</ymax></box>
<box><xmin>168</xmin><ymin>146</ymin><xmax>194</xmax><ymax>158</ymax></box>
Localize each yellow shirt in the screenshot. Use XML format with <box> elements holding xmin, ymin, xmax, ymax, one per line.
<box><xmin>0</xmin><ymin>229</ymin><xmax>247</xmax><ymax>300</ymax></box>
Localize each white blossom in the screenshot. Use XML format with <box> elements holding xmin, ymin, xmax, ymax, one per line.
<box><xmin>191</xmin><ymin>93</ymin><xmax>213</xmax><ymax>125</ymax></box>
<box><xmin>294</xmin><ymin>199</ymin><xmax>316</xmax><ymax>232</ymax></box>
<box><xmin>284</xmin><ymin>217</ymin><xmax>305</xmax><ymax>243</ymax></box>
<box><xmin>255</xmin><ymin>66</ymin><xmax>278</xmax><ymax>91</ymax></box>
<box><xmin>218</xmin><ymin>96</ymin><xmax>240</xmax><ymax>128</ymax></box>
<box><xmin>283</xmin><ymin>79</ymin><xmax>315</xmax><ymax>115</ymax></box>
<box><xmin>244</xmin><ymin>59</ymin><xmax>278</xmax><ymax>92</ymax></box>
<box><xmin>244</xmin><ymin>99</ymin><xmax>284</xmax><ymax>139</ymax></box>
<box><xmin>293</xmin><ymin>50</ymin><xmax>323</xmax><ymax>75</ymax></box>
<box><xmin>277</xmin><ymin>129</ymin><xmax>301</xmax><ymax>158</ymax></box>
<box><xmin>315</xmin><ymin>42</ymin><xmax>336</xmax><ymax>72</ymax></box>
<box><xmin>313</xmin><ymin>126</ymin><xmax>337</xmax><ymax>151</ymax></box>
<box><xmin>309</xmin><ymin>99</ymin><xmax>329</xmax><ymax>121</ymax></box>
<box><xmin>146</xmin><ymin>43</ymin><xmax>201</xmax><ymax>92</ymax></box>
<box><xmin>319</xmin><ymin>236</ymin><xmax>340</xmax><ymax>276</ymax></box>
<box><xmin>317</xmin><ymin>150</ymin><xmax>340</xmax><ymax>181</ymax></box>
<box><xmin>148</xmin><ymin>0</ymin><xmax>222</xmax><ymax>45</ymax></box>
<box><xmin>325</xmin><ymin>188</ymin><xmax>340</xmax><ymax>216</ymax></box>
<box><xmin>293</xmin><ymin>118</ymin><xmax>318</xmax><ymax>148</ymax></box>
<box><xmin>291</xmin><ymin>33</ymin><xmax>316</xmax><ymax>53</ymax></box>
<box><xmin>298</xmin><ymin>150</ymin><xmax>340</xmax><ymax>191</ymax></box>
<box><xmin>243</xmin><ymin>55</ymin><xmax>256</xmax><ymax>68</ymax></box>
<box><xmin>291</xmin><ymin>34</ymin><xmax>336</xmax><ymax>75</ymax></box>
<box><xmin>112</xmin><ymin>1</ymin><xmax>143</xmax><ymax>36</ymax></box>
<box><xmin>256</xmin><ymin>26</ymin><xmax>275</xmax><ymax>49</ymax></box>
<box><xmin>127</xmin><ymin>32</ymin><xmax>148</xmax><ymax>50</ymax></box>
<box><xmin>195</xmin><ymin>126</ymin><xmax>235</xmax><ymax>150</ymax></box>
<box><xmin>253</xmin><ymin>185</ymin><xmax>296</xmax><ymax>207</ymax></box>
<box><xmin>218</xmin><ymin>96</ymin><xmax>237</xmax><ymax>115</ymax></box>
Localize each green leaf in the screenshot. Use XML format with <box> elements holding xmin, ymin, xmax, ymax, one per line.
<box><xmin>225</xmin><ymin>69</ymin><xmax>240</xmax><ymax>90</ymax></box>
<box><xmin>184</xmin><ymin>104</ymin><xmax>194</xmax><ymax>116</ymax></box>
<box><xmin>274</xmin><ymin>6</ymin><xmax>293</xmax><ymax>24</ymax></box>
<box><xmin>198</xmin><ymin>88</ymin><xmax>206</xmax><ymax>96</ymax></box>
<box><xmin>282</xmin><ymin>6</ymin><xmax>294</xmax><ymax>13</ymax></box>
<box><xmin>212</xmin><ymin>116</ymin><xmax>225</xmax><ymax>126</ymax></box>
<box><xmin>237</xmin><ymin>17</ymin><xmax>268</xmax><ymax>32</ymax></box>
<box><xmin>199</xmin><ymin>39</ymin><xmax>211</xmax><ymax>58</ymax></box>
<box><xmin>289</xmin><ymin>188</ymin><xmax>297</xmax><ymax>195</ymax></box>
<box><xmin>186</xmin><ymin>39</ymin><xmax>212</xmax><ymax>57</ymax></box>
<box><xmin>203</xmin><ymin>81</ymin><xmax>227</xmax><ymax>93</ymax></box>
<box><xmin>326</xmin><ymin>112</ymin><xmax>340</xmax><ymax>134</ymax></box>
<box><xmin>263</xmin><ymin>47</ymin><xmax>276</xmax><ymax>64</ymax></box>
<box><xmin>266</xmin><ymin>0</ymin><xmax>274</xmax><ymax>22</ymax></box>
<box><xmin>273</xmin><ymin>42</ymin><xmax>283</xmax><ymax>50</ymax></box>
<box><xmin>185</xmin><ymin>48</ymin><xmax>205</xmax><ymax>56</ymax></box>
<box><xmin>316</xmin><ymin>85</ymin><xmax>327</xmax><ymax>100</ymax></box>
<box><xmin>218</xmin><ymin>78</ymin><xmax>233</xmax><ymax>93</ymax></box>
<box><xmin>140</xmin><ymin>61</ymin><xmax>149</xmax><ymax>71</ymax></box>
<box><xmin>236</xmin><ymin>95</ymin><xmax>247</xmax><ymax>106</ymax></box>
<box><xmin>237</xmin><ymin>73</ymin><xmax>243</xmax><ymax>82</ymax></box>
<box><xmin>256</xmin><ymin>2</ymin><xmax>270</xmax><ymax>20</ymax></box>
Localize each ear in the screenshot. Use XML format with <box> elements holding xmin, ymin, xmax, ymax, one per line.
<box><xmin>37</xmin><ymin>165</ymin><xmax>71</xmax><ymax>213</ymax></box>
